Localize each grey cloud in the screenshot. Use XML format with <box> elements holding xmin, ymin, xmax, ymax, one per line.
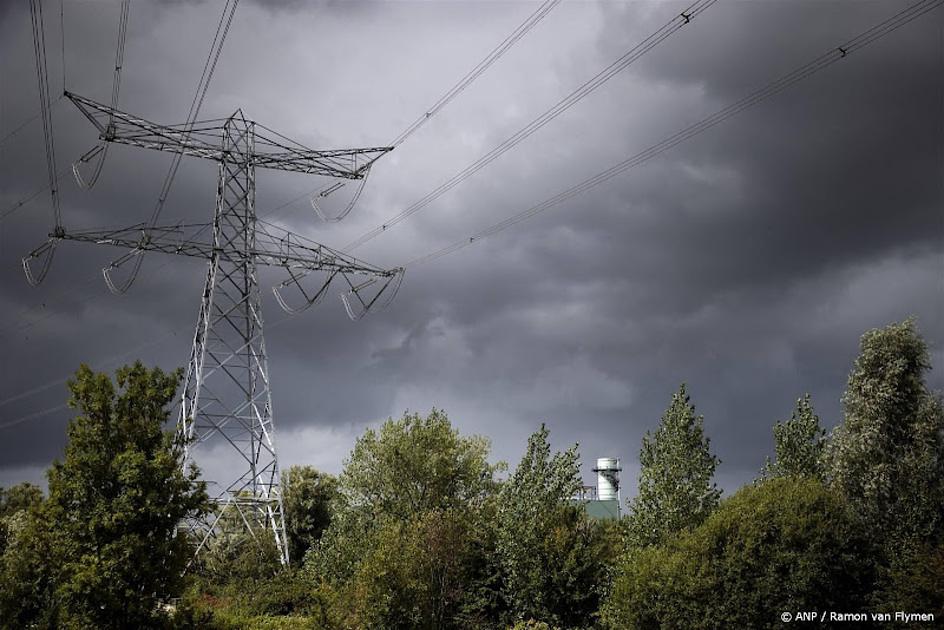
<box><xmin>1</xmin><ymin>1</ymin><xmax>941</xmax><ymax>495</ymax></box>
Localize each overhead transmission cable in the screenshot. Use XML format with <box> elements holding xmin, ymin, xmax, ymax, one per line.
<box><xmin>0</xmin><ymin>97</ymin><xmax>64</xmax><ymax>150</ymax></box>
<box><xmin>403</xmin><ymin>0</ymin><xmax>944</xmax><ymax>268</ymax></box>
<box><xmin>22</xmin><ymin>0</ymin><xmax>64</xmax><ymax>288</ymax></box>
<box><xmin>306</xmin><ymin>0</ymin><xmax>563</xmax><ymax>222</ymax></box>
<box><xmin>147</xmin><ymin>0</ymin><xmax>237</xmax><ymax>228</ymax></box>
<box><xmin>71</xmin><ymin>0</ymin><xmax>130</xmax><ymax>189</ymax></box>
<box><xmin>389</xmin><ymin>0</ymin><xmax>563</xmax><ymax>148</ymax></box>
<box><xmin>28</xmin><ymin>0</ymin><xmax>62</xmax><ymax>232</ymax></box>
<box><xmin>100</xmin><ymin>0</ymin><xmax>239</xmax><ymax>295</ymax></box>
<box><xmin>60</xmin><ymin>0</ymin><xmax>66</xmax><ymax>92</ymax></box>
<box><xmin>0</xmin><ymin>1</ymin><xmax>67</xmax><ymax>151</ymax></box>
<box><xmin>342</xmin><ymin>0</ymin><xmax>718</xmax><ymax>252</ymax></box>
<box><xmin>0</xmin><ymin>312</ymin><xmax>295</xmax><ymax>431</ymax></box>
<box><xmin>0</xmin><ymin>168</ymin><xmax>68</xmax><ymax>222</ymax></box>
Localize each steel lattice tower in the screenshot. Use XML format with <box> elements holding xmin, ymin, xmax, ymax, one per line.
<box><xmin>24</xmin><ymin>92</ymin><xmax>403</xmax><ymax>565</ymax></box>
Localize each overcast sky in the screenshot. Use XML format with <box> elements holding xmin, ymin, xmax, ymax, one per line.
<box><xmin>0</xmin><ymin>0</ymin><xmax>941</xmax><ymax>496</ymax></box>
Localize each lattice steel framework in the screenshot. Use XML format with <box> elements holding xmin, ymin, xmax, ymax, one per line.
<box><xmin>24</xmin><ymin>92</ymin><xmax>402</xmax><ymax>565</ymax></box>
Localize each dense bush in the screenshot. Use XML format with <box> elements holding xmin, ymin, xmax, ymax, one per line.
<box><xmin>602</xmin><ymin>477</ymin><xmax>874</xmax><ymax>629</ymax></box>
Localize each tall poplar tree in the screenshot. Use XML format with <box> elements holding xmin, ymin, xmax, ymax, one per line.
<box><xmin>826</xmin><ymin>319</ymin><xmax>944</xmax><ymax>555</ymax></box>
<box><xmin>762</xmin><ymin>394</ymin><xmax>826</xmax><ymax>480</ymax></box>
<box><xmin>625</xmin><ymin>384</ymin><xmax>720</xmax><ymax>548</ymax></box>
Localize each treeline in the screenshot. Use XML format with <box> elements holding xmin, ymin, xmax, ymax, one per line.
<box><xmin>1</xmin><ymin>319</ymin><xmax>942</xmax><ymax>629</ymax></box>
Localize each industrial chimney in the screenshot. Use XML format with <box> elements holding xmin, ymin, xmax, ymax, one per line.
<box><xmin>593</xmin><ymin>457</ymin><xmax>622</xmax><ymax>503</ymax></box>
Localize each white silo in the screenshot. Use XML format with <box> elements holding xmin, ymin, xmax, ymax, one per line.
<box><xmin>593</xmin><ymin>457</ymin><xmax>622</xmax><ymax>502</ymax></box>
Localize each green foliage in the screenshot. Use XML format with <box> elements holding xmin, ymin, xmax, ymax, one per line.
<box><xmin>338</xmin><ymin>408</ymin><xmax>496</xmax><ymax>519</ymax></box>
<box><xmin>282</xmin><ymin>465</ymin><xmax>338</xmax><ymax>567</ymax></box>
<box><xmin>624</xmin><ymin>384</ymin><xmax>720</xmax><ymax>548</ymax></box>
<box><xmin>510</xmin><ymin>621</ymin><xmax>561</xmax><ymax>630</ymax></box>
<box><xmin>0</xmin><ymin>363</ymin><xmax>208</xmax><ymax>629</ymax></box>
<box><xmin>602</xmin><ymin>477</ymin><xmax>874</xmax><ymax>629</ymax></box>
<box><xmin>494</xmin><ymin>424</ymin><xmax>608</xmax><ymax>628</ymax></box>
<box><xmin>0</xmin><ymin>482</ymin><xmax>43</xmax><ymax>518</ymax></box>
<box><xmin>342</xmin><ymin>509</ymin><xmax>475</xmax><ymax>628</ymax></box>
<box><xmin>194</xmin><ymin>523</ymin><xmax>284</xmax><ymax>585</ymax></box>
<box><xmin>309</xmin><ymin>409</ymin><xmax>498</xmax><ymax>581</ymax></box>
<box><xmin>305</xmin><ymin>409</ymin><xmax>502</xmax><ymax>628</ymax></box>
<box><xmin>0</xmin><ymin>505</ymin><xmax>59</xmax><ymax>629</ymax></box>
<box><xmin>177</xmin><ymin>568</ymin><xmax>333</xmax><ymax>629</ymax></box>
<box><xmin>869</xmin><ymin>541</ymin><xmax>944</xmax><ymax>617</ymax></box>
<box><xmin>825</xmin><ymin>319</ymin><xmax>944</xmax><ymax>557</ymax></box>
<box><xmin>0</xmin><ymin>482</ymin><xmax>44</xmax><ymax>556</ymax></box>
<box><xmin>762</xmin><ymin>393</ymin><xmax>826</xmax><ymax>479</ymax></box>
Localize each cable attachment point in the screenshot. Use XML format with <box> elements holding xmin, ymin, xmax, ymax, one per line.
<box><xmin>272</xmin><ymin>268</ymin><xmax>338</xmax><ymax>315</ymax></box>
<box><xmin>22</xmin><ymin>238</ymin><xmax>60</xmax><ymax>287</ymax></box>
<box><xmin>102</xmin><ymin>248</ymin><xmax>144</xmax><ymax>295</ymax></box>
<box><xmin>72</xmin><ymin>142</ymin><xmax>109</xmax><ymax>189</ymax></box>
<box><xmin>310</xmin><ymin>165</ymin><xmax>373</xmax><ymax>223</ymax></box>
<box><xmin>339</xmin><ymin>267</ymin><xmax>404</xmax><ymax>321</ymax></box>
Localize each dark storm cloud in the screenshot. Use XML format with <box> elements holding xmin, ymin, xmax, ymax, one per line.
<box><xmin>1</xmin><ymin>1</ymin><xmax>941</xmax><ymax>493</ymax></box>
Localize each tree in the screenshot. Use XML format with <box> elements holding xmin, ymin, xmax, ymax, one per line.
<box><xmin>337</xmin><ymin>409</ymin><xmax>497</xmax><ymax>520</ymax></box>
<box><xmin>0</xmin><ymin>502</ymin><xmax>58</xmax><ymax>628</ymax></box>
<box><xmin>825</xmin><ymin>319</ymin><xmax>944</xmax><ymax>556</ymax></box>
<box><xmin>870</xmin><ymin>541</ymin><xmax>944</xmax><ymax>616</ymax></box>
<box><xmin>624</xmin><ymin>384</ymin><xmax>720</xmax><ymax>548</ymax></box>
<box><xmin>602</xmin><ymin>477</ymin><xmax>874</xmax><ymax>629</ymax></box>
<box><xmin>494</xmin><ymin>424</ymin><xmax>610</xmax><ymax>627</ymax></box>
<box><xmin>761</xmin><ymin>394</ymin><xmax>826</xmax><ymax>479</ymax></box>
<box><xmin>344</xmin><ymin>509</ymin><xmax>476</xmax><ymax>629</ymax></box>
<box><xmin>305</xmin><ymin>409</ymin><xmax>501</xmax><ymax>627</ymax></box>
<box><xmin>0</xmin><ymin>363</ymin><xmax>208</xmax><ymax>628</ymax></box>
<box><xmin>282</xmin><ymin>465</ymin><xmax>338</xmax><ymax>567</ymax></box>
<box><xmin>0</xmin><ymin>482</ymin><xmax>43</xmax><ymax>517</ymax></box>
<box><xmin>0</xmin><ymin>482</ymin><xmax>43</xmax><ymax>555</ymax></box>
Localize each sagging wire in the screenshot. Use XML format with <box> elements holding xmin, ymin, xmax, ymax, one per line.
<box><xmin>342</xmin><ymin>0</ymin><xmax>718</xmax><ymax>253</ymax></box>
<box><xmin>403</xmin><ymin>0</ymin><xmax>944</xmax><ymax>268</ymax></box>
<box><xmin>23</xmin><ymin>0</ymin><xmax>64</xmax><ymax>287</ymax></box>
<box><xmin>306</xmin><ymin>0</ymin><xmax>563</xmax><ymax>223</ymax></box>
<box><xmin>103</xmin><ymin>0</ymin><xmax>240</xmax><ymax>295</ymax></box>
<box><xmin>72</xmin><ymin>0</ymin><xmax>130</xmax><ymax>190</ymax></box>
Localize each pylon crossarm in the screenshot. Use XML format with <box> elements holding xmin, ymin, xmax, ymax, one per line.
<box><xmin>67</xmin><ymin>91</ymin><xmax>394</xmax><ymax>178</ymax></box>
<box><xmin>67</xmin><ymin>92</ymin><xmax>226</xmax><ymax>160</ymax></box>
<box><xmin>255</xmin><ymin>219</ymin><xmax>395</xmax><ymax>275</ymax></box>
<box><xmin>250</xmin><ymin>137</ymin><xmax>392</xmax><ymax>178</ymax></box>
<box><xmin>48</xmin><ymin>222</ymin><xmax>397</xmax><ymax>276</ymax></box>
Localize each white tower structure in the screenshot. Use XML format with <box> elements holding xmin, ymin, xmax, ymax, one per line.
<box><xmin>593</xmin><ymin>457</ymin><xmax>622</xmax><ymax>503</ymax></box>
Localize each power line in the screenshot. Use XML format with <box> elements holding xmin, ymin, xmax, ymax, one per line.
<box><xmin>0</xmin><ymin>168</ymin><xmax>67</xmax><ymax>222</ymax></box>
<box><xmin>147</xmin><ymin>0</ymin><xmax>238</xmax><ymax>229</ymax></box>
<box><xmin>301</xmin><ymin>0</ymin><xmax>563</xmax><ymax>222</ymax></box>
<box><xmin>0</xmin><ymin>404</ymin><xmax>69</xmax><ymax>431</ymax></box>
<box><xmin>60</xmin><ymin>0</ymin><xmax>66</xmax><ymax>93</ymax></box>
<box><xmin>403</xmin><ymin>0</ymin><xmax>943</xmax><ymax>268</ymax></box>
<box><xmin>28</xmin><ymin>0</ymin><xmax>62</xmax><ymax>232</ymax></box>
<box><xmin>0</xmin><ymin>96</ymin><xmax>64</xmax><ymax>150</ymax></box>
<box><xmin>389</xmin><ymin>0</ymin><xmax>563</xmax><ymax>148</ymax></box>
<box><xmin>342</xmin><ymin>0</ymin><xmax>718</xmax><ymax>252</ymax></box>
<box><xmin>71</xmin><ymin>0</ymin><xmax>131</xmax><ymax>190</ymax></box>
<box><xmin>97</xmin><ymin>0</ymin><xmax>240</xmax><ymax>295</ymax></box>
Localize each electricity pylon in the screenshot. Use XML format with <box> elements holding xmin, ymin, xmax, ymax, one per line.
<box><xmin>23</xmin><ymin>92</ymin><xmax>403</xmax><ymax>565</ymax></box>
